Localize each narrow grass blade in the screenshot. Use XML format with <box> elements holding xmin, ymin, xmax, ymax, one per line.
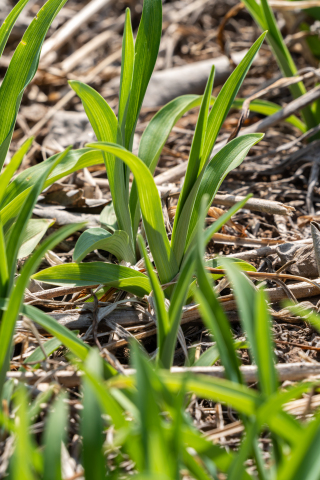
<box><xmin>0</xmin><ymin>0</ymin><xmax>31</xmax><ymax>58</ymax></box>
<box><xmin>0</xmin><ymin>217</ymin><xmax>8</xmax><ymax>299</ymax></box>
<box><xmin>118</xmin><ymin>8</ymin><xmax>134</xmax><ymax>134</ymax></box>
<box><xmin>88</xmin><ymin>142</ymin><xmax>179</xmax><ymax>284</ymax></box>
<box><xmin>42</xmin><ymin>393</ymin><xmax>68</xmax><ymax>480</ymax></box>
<box><xmin>1</xmin><ymin>187</ymin><xmax>32</xmax><ymax>233</ymax></box>
<box><xmin>255</xmin><ymin>288</ymin><xmax>278</xmax><ymax>396</ymax></box>
<box><xmin>160</xmin><ymin>372</ymin><xmax>260</xmax><ymax>417</ymax></box>
<box><xmin>6</xmin><ymin>148</ymin><xmax>71</xmax><ymax>286</ymax></box>
<box><xmin>0</xmin><ymin>0</ymin><xmax>68</xmax><ymax>169</ymax></box>
<box><xmin>124</xmin><ymin>0</ymin><xmax>162</xmax><ymax>149</ymax></box>
<box><xmin>161</xmin><ymin>251</ymin><xmax>195</xmax><ymax>368</ymax></box>
<box><xmin>23</xmin><ymin>336</ymin><xmax>62</xmax><ymax>366</ymax></box>
<box><xmin>81</xmin><ymin>350</ymin><xmax>107</xmax><ymax>480</ymax></box>
<box><xmin>74</xmin><ymin>228</ymin><xmax>135</xmax><ymax>264</ymax></box>
<box><xmin>32</xmin><ymin>262</ymin><xmax>151</xmax><ymax>297</ymax></box>
<box><xmin>137</xmin><ymin>235</ymin><xmax>170</xmax><ymax>366</ymax></box>
<box><xmin>70</xmin><ymin>81</ymin><xmax>134</xmax><ymax>249</ymax></box>
<box><xmin>0</xmin><ymin>137</ymin><xmax>33</xmax><ymax>207</ymax></box>
<box><xmin>172</xmin><ymin>67</ymin><xmax>215</xmax><ymax>243</ymax></box>
<box><xmin>0</xmin><ymin>223</ymin><xmax>85</xmax><ymax>394</ymax></box>
<box><xmin>200</xmin><ymin>32</ymin><xmax>266</xmax><ymax>169</ymax></box>
<box><xmin>194</xmin><ymin>341</ymin><xmax>248</xmax><ymax>367</ymax></box>
<box><xmin>10</xmin><ymin>387</ymin><xmax>35</xmax><ymax>480</ymax></box>
<box><xmin>3</xmin><ymin>148</ymin><xmax>104</xmax><ymax>208</ymax></box>
<box><xmin>276</xmin><ymin>413</ymin><xmax>320</xmax><ymax>480</ymax></box>
<box><xmin>18</xmin><ymin>218</ymin><xmax>54</xmax><ymax>259</ymax></box>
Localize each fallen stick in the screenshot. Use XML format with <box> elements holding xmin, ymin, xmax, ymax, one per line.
<box><xmin>154</xmin><ymin>85</ymin><xmax>320</xmax><ymax>186</ymax></box>
<box><xmin>225</xmin><ymin>239</ymin><xmax>313</xmax><ymax>260</ymax></box>
<box><xmin>143</xmin><ymin>49</ymin><xmax>252</xmax><ymax>107</ymax></box>
<box><xmin>213</xmin><ymin>194</ymin><xmax>295</xmax><ymax>216</ymax></box>
<box><xmin>8</xmin><ymin>363</ymin><xmax>320</xmax><ymax>387</ymax></box>
<box><xmin>41</xmin><ymin>0</ymin><xmax>112</xmax><ymax>61</ymax></box>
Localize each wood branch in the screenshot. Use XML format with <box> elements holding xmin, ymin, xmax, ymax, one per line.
<box><xmin>41</xmin><ymin>0</ymin><xmax>112</xmax><ymax>61</ymax></box>
<box><xmin>225</xmin><ymin>239</ymin><xmax>313</xmax><ymax>261</ymax></box>
<box><xmin>143</xmin><ymin>49</ymin><xmax>252</xmax><ymax>107</ymax></box>
<box><xmin>8</xmin><ymin>363</ymin><xmax>320</xmax><ymax>387</ymax></box>
<box><xmin>213</xmin><ymin>194</ymin><xmax>295</xmax><ymax>216</ymax></box>
<box><xmin>154</xmin><ymin>86</ymin><xmax>320</xmax><ymax>186</ymax></box>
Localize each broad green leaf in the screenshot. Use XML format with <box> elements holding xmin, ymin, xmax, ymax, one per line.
<box><xmin>137</xmin><ymin>235</ymin><xmax>170</xmax><ymax>366</ymax></box>
<box><xmin>42</xmin><ymin>393</ymin><xmax>68</xmax><ymax>480</ymax></box>
<box><xmin>172</xmin><ymin>134</ymin><xmax>262</xmax><ymax>265</ymax></box>
<box><xmin>0</xmin><ymin>222</ymin><xmax>85</xmax><ymax>394</ymax></box>
<box><xmin>0</xmin><ymin>137</ymin><xmax>33</xmax><ymax>207</ymax></box>
<box><xmin>130</xmin><ymin>94</ymin><xmax>201</xmax><ymax>238</ymax></box>
<box><xmin>124</xmin><ymin>0</ymin><xmax>162</xmax><ymax>149</ymax></box>
<box><xmin>32</xmin><ymin>262</ymin><xmax>151</xmax><ymax>297</ymax></box>
<box><xmin>81</xmin><ymin>351</ymin><xmax>107</xmax><ymax>480</ymax></box>
<box><xmin>3</xmin><ymin>148</ymin><xmax>103</xmax><ymax>209</ymax></box>
<box><xmin>172</xmin><ymin>67</ymin><xmax>215</xmax><ymax>243</ymax></box>
<box><xmin>23</xmin><ymin>336</ymin><xmax>62</xmax><ymax>365</ymax></box>
<box><xmin>118</xmin><ymin>8</ymin><xmax>134</xmax><ymax>133</ymax></box>
<box><xmin>18</xmin><ymin>218</ymin><xmax>54</xmax><ymax>259</ymax></box>
<box><xmin>1</xmin><ymin>187</ymin><xmax>31</xmax><ymax>233</ymax></box>
<box><xmin>0</xmin><ymin>0</ymin><xmax>31</xmax><ymax>58</ymax></box>
<box><xmin>100</xmin><ymin>202</ymin><xmax>118</xmax><ymax>231</ymax></box>
<box><xmin>69</xmin><ymin>81</ymin><xmax>134</xmax><ymax>250</ymax></box>
<box><xmin>0</xmin><ymin>0</ymin><xmax>69</xmax><ymax>170</ymax></box>
<box><xmin>88</xmin><ymin>142</ymin><xmax>179</xmax><ymax>284</ymax></box>
<box><xmin>201</xmin><ymin>32</ymin><xmax>266</xmax><ymax>169</ymax></box>
<box><xmin>74</xmin><ymin>228</ymin><xmax>135</xmax><ymax>264</ymax></box>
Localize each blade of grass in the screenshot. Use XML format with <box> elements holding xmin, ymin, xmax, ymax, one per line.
<box><xmin>32</xmin><ymin>262</ymin><xmax>151</xmax><ymax>297</ymax></box>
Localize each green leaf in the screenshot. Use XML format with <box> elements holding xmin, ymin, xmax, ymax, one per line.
<box><xmin>130</xmin><ymin>94</ymin><xmax>202</xmax><ymax>238</ymax></box>
<box><xmin>0</xmin><ymin>187</ymin><xmax>32</xmax><ymax>233</ymax></box>
<box><xmin>0</xmin><ymin>217</ymin><xmax>8</xmax><ymax>299</ymax></box>
<box><xmin>74</xmin><ymin>228</ymin><xmax>135</xmax><ymax>264</ymax></box>
<box><xmin>137</xmin><ymin>235</ymin><xmax>170</xmax><ymax>367</ymax></box>
<box><xmin>32</xmin><ymin>262</ymin><xmax>151</xmax><ymax>297</ymax></box>
<box><xmin>18</xmin><ymin>218</ymin><xmax>55</xmax><ymax>259</ymax></box>
<box><xmin>3</xmin><ymin>147</ymin><xmax>103</xmax><ymax>209</ymax></box>
<box><xmin>88</xmin><ymin>142</ymin><xmax>179</xmax><ymax>284</ymax></box>
<box><xmin>69</xmin><ymin>81</ymin><xmax>134</xmax><ymax>251</ymax></box>
<box><xmin>161</xmin><ymin>250</ymin><xmax>195</xmax><ymax>368</ymax></box>
<box><xmin>6</xmin><ymin>148</ymin><xmax>71</xmax><ymax>287</ymax></box>
<box><xmin>201</xmin><ymin>32</ymin><xmax>266</xmax><ymax>169</ymax></box>
<box><xmin>0</xmin><ymin>223</ymin><xmax>85</xmax><ymax>395</ymax></box>
<box><xmin>81</xmin><ymin>351</ymin><xmax>107</xmax><ymax>480</ymax></box>
<box><xmin>118</xmin><ymin>8</ymin><xmax>134</xmax><ymax>134</ymax></box>
<box><xmin>23</xmin><ymin>336</ymin><xmax>62</xmax><ymax>366</ymax></box>
<box><xmin>172</xmin><ymin>134</ymin><xmax>263</xmax><ymax>265</ymax></box>
<box><xmin>0</xmin><ymin>0</ymin><xmax>31</xmax><ymax>58</ymax></box>
<box><xmin>124</xmin><ymin>0</ymin><xmax>162</xmax><ymax>149</ymax></box>
<box><xmin>0</xmin><ymin>137</ymin><xmax>33</xmax><ymax>207</ymax></box>
<box><xmin>172</xmin><ymin>67</ymin><xmax>215</xmax><ymax>243</ymax></box>
<box><xmin>255</xmin><ymin>288</ymin><xmax>278</xmax><ymax>396</ymax></box>
<box><xmin>232</xmin><ymin>98</ymin><xmax>306</xmax><ymax>133</ymax></box>
<box><xmin>160</xmin><ymin>372</ymin><xmax>261</xmax><ymax>417</ymax></box>
<box><xmin>0</xmin><ymin>0</ymin><xmax>69</xmax><ymax>170</ymax></box>
<box><xmin>276</xmin><ymin>413</ymin><xmax>320</xmax><ymax>480</ymax></box>
<box><xmin>42</xmin><ymin>393</ymin><xmax>68</xmax><ymax>480</ymax></box>
<box><xmin>194</xmin><ymin>340</ymin><xmax>248</xmax><ymax>367</ymax></box>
